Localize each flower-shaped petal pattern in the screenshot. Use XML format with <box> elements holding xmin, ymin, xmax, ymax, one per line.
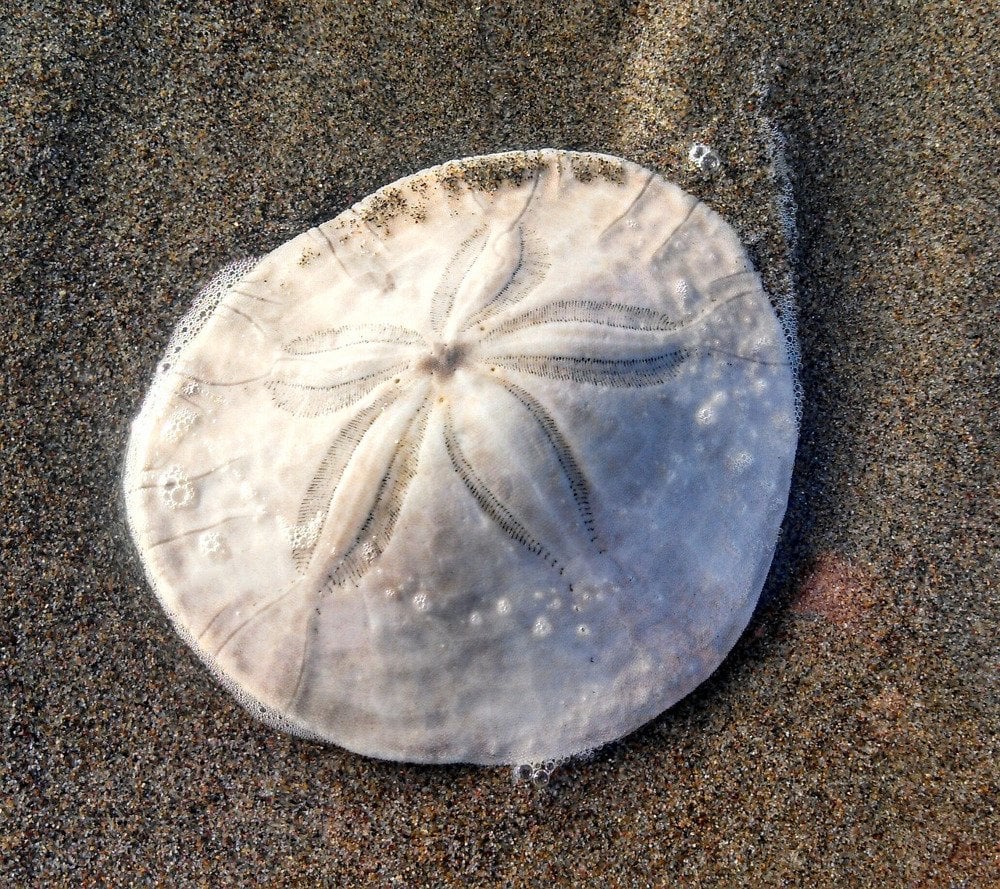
<box><xmin>123</xmin><ymin>150</ymin><xmax>798</xmax><ymax>765</ymax></box>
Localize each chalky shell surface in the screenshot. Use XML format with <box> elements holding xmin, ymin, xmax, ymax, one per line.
<box><xmin>124</xmin><ymin>150</ymin><xmax>798</xmax><ymax>765</ymax></box>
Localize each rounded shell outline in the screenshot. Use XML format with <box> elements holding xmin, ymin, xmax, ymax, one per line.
<box><xmin>124</xmin><ymin>149</ymin><xmax>798</xmax><ymax>765</ymax></box>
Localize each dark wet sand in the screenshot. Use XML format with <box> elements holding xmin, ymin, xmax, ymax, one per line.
<box><xmin>3</xmin><ymin>2</ymin><xmax>996</xmax><ymax>885</ymax></box>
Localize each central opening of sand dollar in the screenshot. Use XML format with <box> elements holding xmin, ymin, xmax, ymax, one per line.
<box><xmin>418</xmin><ymin>340</ymin><xmax>467</xmax><ymax>378</ymax></box>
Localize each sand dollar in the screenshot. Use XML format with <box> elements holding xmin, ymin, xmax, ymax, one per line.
<box><xmin>123</xmin><ymin>149</ymin><xmax>798</xmax><ymax>765</ymax></box>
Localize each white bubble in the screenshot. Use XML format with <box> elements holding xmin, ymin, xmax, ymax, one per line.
<box><xmin>161</xmin><ymin>407</ymin><xmax>197</xmax><ymax>444</ymax></box>
<box><xmin>161</xmin><ymin>466</ymin><xmax>193</xmax><ymax>508</ymax></box>
<box><xmin>198</xmin><ymin>531</ymin><xmax>224</xmax><ymax>557</ymax></box>
<box><xmin>411</xmin><ymin>593</ymin><xmax>429</xmax><ymax>612</ymax></box>
<box><xmin>278</xmin><ymin>510</ymin><xmax>323</xmax><ymax>551</ymax></box>
<box><xmin>531</xmin><ymin>767</ymin><xmax>550</xmax><ymax>788</ymax></box>
<box><xmin>533</xmin><ymin>616</ymin><xmax>553</xmax><ymax>638</ymax></box>
<box><xmin>495</xmin><ymin>597</ymin><xmax>511</xmax><ymax>615</ymax></box>
<box><xmin>688</xmin><ymin>142</ymin><xmax>721</xmax><ymax>174</ymax></box>
<box><xmin>726</xmin><ymin>451</ymin><xmax>753</xmax><ymax>474</ymax></box>
<box><xmin>696</xmin><ymin>391</ymin><xmax>727</xmax><ymax>426</ymax></box>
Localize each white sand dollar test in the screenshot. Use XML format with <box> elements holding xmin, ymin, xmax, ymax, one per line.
<box><xmin>123</xmin><ymin>149</ymin><xmax>798</xmax><ymax>766</ymax></box>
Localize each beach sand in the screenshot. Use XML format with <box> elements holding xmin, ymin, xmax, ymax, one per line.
<box><xmin>2</xmin><ymin>1</ymin><xmax>996</xmax><ymax>885</ymax></box>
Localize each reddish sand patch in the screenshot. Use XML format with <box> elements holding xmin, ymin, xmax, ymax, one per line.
<box><xmin>857</xmin><ymin>685</ymin><xmax>907</xmax><ymax>740</ymax></box>
<box><xmin>791</xmin><ymin>551</ymin><xmax>878</xmax><ymax>628</ymax></box>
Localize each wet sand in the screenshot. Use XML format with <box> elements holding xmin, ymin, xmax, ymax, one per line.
<box><xmin>3</xmin><ymin>1</ymin><xmax>996</xmax><ymax>885</ymax></box>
